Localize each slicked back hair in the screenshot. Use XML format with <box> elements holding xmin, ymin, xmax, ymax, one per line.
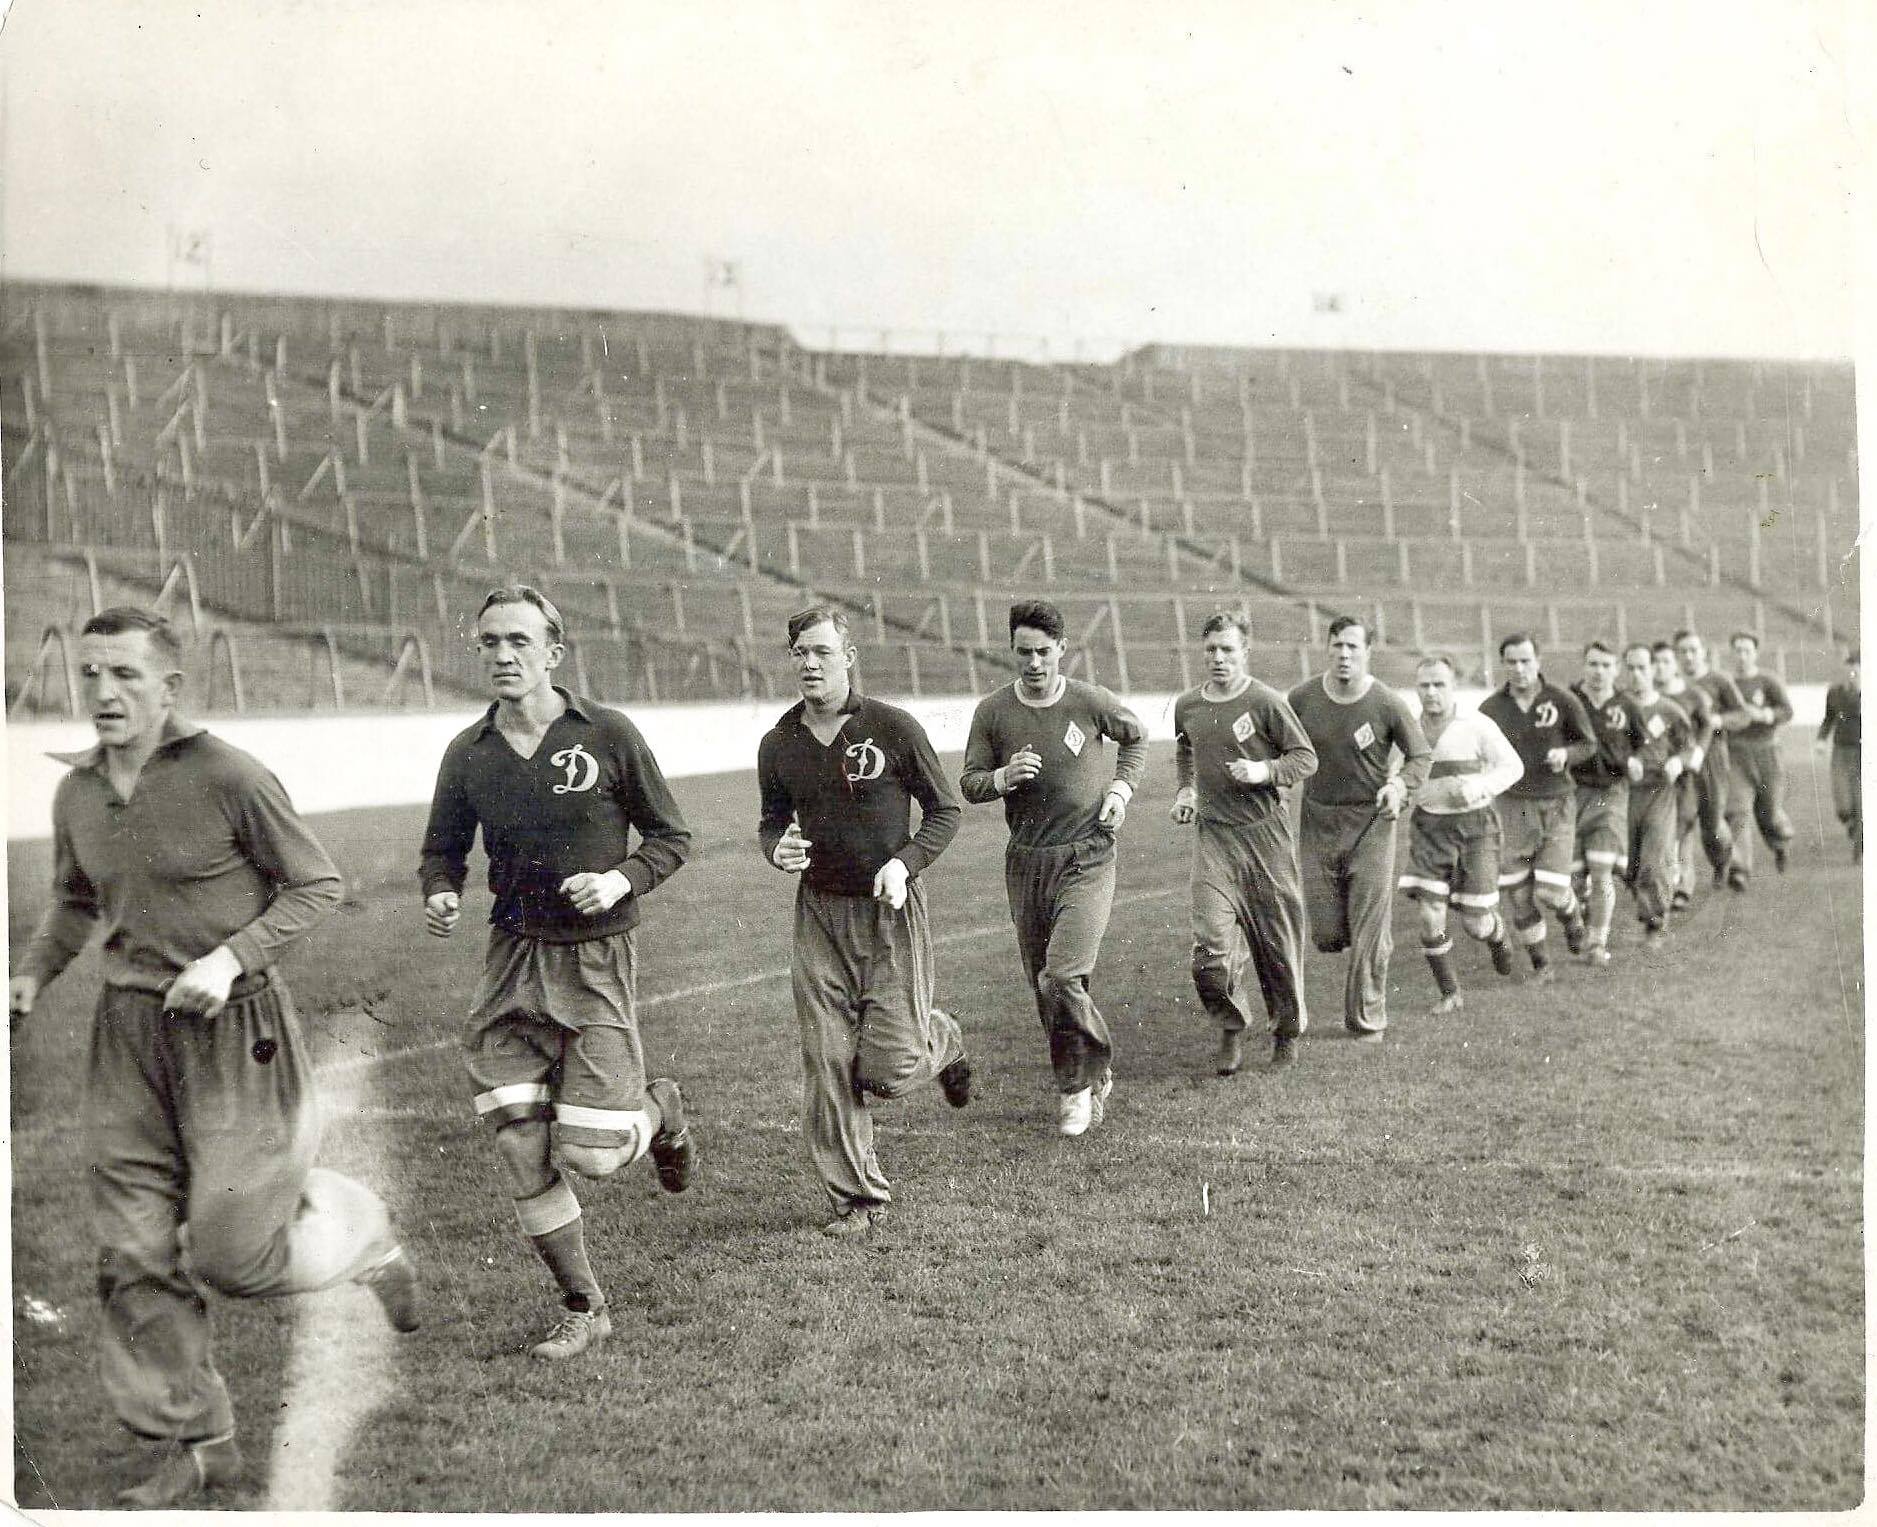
<box><xmin>786</xmin><ymin>605</ymin><xmax>852</xmax><ymax>648</ymax></box>
<box><xmin>1416</xmin><ymin>654</ymin><xmax>1456</xmax><ymax>678</ymax></box>
<box><xmin>1326</xmin><ymin>614</ymin><xmax>1369</xmax><ymax>646</ymax></box>
<box><xmin>1672</xmin><ymin>628</ymin><xmax>1700</xmax><ymax>649</ymax></box>
<box><xmin>1622</xmin><ymin>642</ymin><xmax>1654</xmax><ymax>666</ymax></box>
<box><xmin>1730</xmin><ymin>629</ymin><xmax>1761</xmax><ymax>651</ymax></box>
<box><xmin>479</xmin><ymin>585</ymin><xmax>566</xmax><ymax>646</ymax></box>
<box><xmin>1008</xmin><ymin>599</ymin><xmax>1066</xmax><ymax>644</ymax></box>
<box><xmin>81</xmin><ymin>606</ymin><xmax>183</xmax><ymax>669</ymax></box>
<box><xmin>1499</xmin><ymin>632</ymin><xmax>1538</xmax><ymax>659</ymax></box>
<box><xmin>1583</xmin><ymin>639</ymin><xmax>1616</xmax><ymax>659</ymax></box>
<box><xmin>1650</xmin><ymin>641</ymin><xmax>1676</xmax><ymax>657</ymax></box>
<box><xmin>1200</xmin><ymin>610</ymin><xmax>1250</xmax><ymax>641</ymax></box>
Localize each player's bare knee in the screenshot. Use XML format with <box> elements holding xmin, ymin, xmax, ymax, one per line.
<box><xmin>1458</xmin><ymin>911</ymin><xmax>1496</xmax><ymax>941</ymax></box>
<box><xmin>1414</xmin><ymin>901</ymin><xmax>1447</xmax><ymax>941</ymax></box>
<box><xmin>1534</xmin><ymin>882</ymin><xmax>1574</xmax><ymax>913</ymax></box>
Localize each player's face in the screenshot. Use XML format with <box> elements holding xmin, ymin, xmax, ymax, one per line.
<box><xmin>1415</xmin><ymin>665</ymin><xmax>1454</xmax><ymax>718</ymax></box>
<box><xmin>1582</xmin><ymin>649</ymin><xmax>1618</xmax><ymax>693</ymax></box>
<box><xmin>1327</xmin><ymin>626</ymin><xmax>1369</xmax><ymax>683</ymax></box>
<box><xmin>1676</xmin><ymin>634</ymin><xmax>1705</xmax><ymax>675</ymax></box>
<box><xmin>1623</xmin><ymin>648</ymin><xmax>1653</xmax><ymax>695</ymax></box>
<box><xmin>1731</xmin><ymin>636</ymin><xmax>1758</xmax><ymax>671</ymax></box>
<box><xmin>78</xmin><ymin>630</ymin><xmax>180</xmax><ymax>754</ymax></box>
<box><xmin>1502</xmin><ymin>641</ymin><xmax>1540</xmax><ymax>695</ymax></box>
<box><xmin>476</xmin><ymin>600</ymin><xmax>562</xmax><ymax>702</ymax></box>
<box><xmin>1651</xmin><ymin>649</ymin><xmax>1679</xmax><ymax>687</ymax></box>
<box><xmin>788</xmin><ymin>619</ymin><xmax>854</xmax><ymax>704</ymax></box>
<box><xmin>1012</xmin><ymin>626</ymin><xmax>1065</xmax><ymax>697</ymax></box>
<box><xmin>1202</xmin><ymin>625</ymin><xmax>1248</xmax><ymax>686</ymax></box>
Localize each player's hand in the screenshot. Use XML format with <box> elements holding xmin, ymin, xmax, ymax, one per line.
<box><xmin>1625</xmin><ymin>756</ymin><xmax>1645</xmax><ymax>784</ymax></box>
<box><xmin>1458</xmin><ymin>777</ymin><xmax>1491</xmax><ymax>810</ymax></box>
<box><xmin>425</xmin><ymin>891</ymin><xmax>462</xmax><ymax>938</ymax></box>
<box><xmin>773</xmin><ymin>822</ymin><xmax>813</xmax><ymax>873</ymax></box>
<box><xmin>1754</xmin><ymin>705</ymin><xmax>1776</xmax><ymax>726</ymax></box>
<box><xmin>1545</xmin><ymin>746</ymin><xmax>1570</xmax><ymax>774</ymax></box>
<box><xmin>1227</xmin><ymin>758</ymin><xmax>1271</xmax><ymax>787</ymax></box>
<box><xmin>1688</xmin><ymin>745</ymin><xmax>1706</xmax><ymax>774</ymax></box>
<box><xmin>1664</xmin><ymin>756</ymin><xmax>1685</xmax><ymax>784</ymax></box>
<box><xmin>9</xmin><ymin>975</ymin><xmax>37</xmax><ymax>1028</ymax></box>
<box><xmin>872</xmin><ymin>857</ymin><xmax>909</xmax><ymax>910</ymax></box>
<box><xmin>163</xmin><ymin>946</ymin><xmax>242</xmax><ymax>1019</ymax></box>
<box><xmin>1098</xmin><ymin>786</ymin><xmax>1128</xmax><ymax>829</ymax></box>
<box><xmin>1003</xmin><ymin>747</ymin><xmax>1043</xmax><ymax>789</ymax></box>
<box><xmin>1375</xmin><ymin>777</ymin><xmax>1408</xmax><ymax>819</ymax></box>
<box><xmin>560</xmin><ymin>870</ymin><xmax>631</xmax><ymax>917</ymax></box>
<box><xmin>1170</xmin><ymin>787</ymin><xmax>1197</xmax><ymax>825</ymax></box>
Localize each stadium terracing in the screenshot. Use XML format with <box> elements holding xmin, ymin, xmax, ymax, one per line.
<box><xmin>1</xmin><ymin>284</ymin><xmax>1857</xmax><ymax>715</ymax></box>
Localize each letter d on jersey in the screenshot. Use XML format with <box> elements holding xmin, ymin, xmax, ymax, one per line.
<box><xmin>550</xmin><ymin>743</ymin><xmax>601</xmax><ymax>794</ymax></box>
<box><xmin>844</xmin><ymin>737</ymin><xmax>886</xmax><ymax>783</ymax></box>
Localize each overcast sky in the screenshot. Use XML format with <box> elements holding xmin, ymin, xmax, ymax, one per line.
<box><xmin>0</xmin><ymin>0</ymin><xmax>1864</xmax><ymax>358</ymax></box>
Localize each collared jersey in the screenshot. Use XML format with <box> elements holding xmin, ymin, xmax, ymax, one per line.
<box><xmin>1172</xmin><ymin>677</ymin><xmax>1318</xmax><ymax>827</ymax></box>
<box><xmin>23</xmin><ymin>716</ymin><xmax>344</xmax><ymax>994</ymax></box>
<box><xmin>1412</xmin><ymin>709</ymin><xmax>1523</xmax><ymax>817</ymax></box>
<box><xmin>959</xmin><ymin>678</ymin><xmax>1147</xmax><ymax>848</ymax></box>
<box><xmin>1819</xmin><ymin>681</ymin><xmax>1861</xmax><ymax>751</ymax></box>
<box><xmin>1477</xmin><ymin>678</ymin><xmax>1596</xmax><ymax>800</ymax></box>
<box><xmin>758</xmin><ymin>688</ymin><xmax>960</xmax><ymax>897</ymax></box>
<box><xmin>1629</xmin><ymin>694</ymin><xmax>1693</xmax><ymax>785</ymax></box>
<box><xmin>420</xmin><ymin>688</ymin><xmax>691</xmax><ymax>943</ymax></box>
<box><xmin>1569</xmin><ymin>683</ymin><xmax>1648</xmax><ymax>789</ymax></box>
<box><xmin>1733</xmin><ymin>669</ymin><xmax>1794</xmax><ymax>747</ymax></box>
<box><xmin>1285</xmin><ymin>675</ymin><xmax>1431</xmax><ymax>806</ymax></box>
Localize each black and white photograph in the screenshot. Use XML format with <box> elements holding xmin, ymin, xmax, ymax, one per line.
<box><xmin>0</xmin><ymin>0</ymin><xmax>1865</xmax><ymax>1511</ymax></box>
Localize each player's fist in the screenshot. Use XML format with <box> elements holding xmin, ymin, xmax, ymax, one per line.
<box><xmin>1664</xmin><ymin>756</ymin><xmax>1685</xmax><ymax>784</ymax></box>
<box><xmin>1458</xmin><ymin>777</ymin><xmax>1490</xmax><ymax>810</ymax></box>
<box><xmin>872</xmin><ymin>856</ymin><xmax>909</xmax><ymax>910</ymax></box>
<box><xmin>560</xmin><ymin>870</ymin><xmax>631</xmax><ymax>917</ymax></box>
<box><xmin>1544</xmin><ymin>746</ymin><xmax>1570</xmax><ymax>774</ymax></box>
<box><xmin>425</xmin><ymin>891</ymin><xmax>462</xmax><ymax>938</ymax></box>
<box><xmin>1003</xmin><ymin>746</ymin><xmax>1043</xmax><ymax>789</ymax></box>
<box><xmin>1170</xmin><ymin>787</ymin><xmax>1197</xmax><ymax>825</ymax></box>
<box><xmin>1375</xmin><ymin>776</ymin><xmax>1408</xmax><ymax>818</ymax></box>
<box><xmin>773</xmin><ymin>822</ymin><xmax>812</xmax><ymax>873</ymax></box>
<box><xmin>9</xmin><ymin>975</ymin><xmax>37</xmax><ymax>1027</ymax></box>
<box><xmin>1227</xmin><ymin>758</ymin><xmax>1271</xmax><ymax>787</ymax></box>
<box><xmin>1098</xmin><ymin>786</ymin><xmax>1129</xmax><ymax>829</ymax></box>
<box><xmin>1625</xmin><ymin>755</ymin><xmax>1645</xmax><ymax>784</ymax></box>
<box><xmin>164</xmin><ymin>946</ymin><xmax>242</xmax><ymax>1019</ymax></box>
<box><xmin>1688</xmin><ymin>745</ymin><xmax>1706</xmax><ymax>774</ymax></box>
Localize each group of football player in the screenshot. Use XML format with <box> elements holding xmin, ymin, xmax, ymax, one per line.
<box><xmin>9</xmin><ymin>585</ymin><xmax>1860</xmax><ymax>1505</ymax></box>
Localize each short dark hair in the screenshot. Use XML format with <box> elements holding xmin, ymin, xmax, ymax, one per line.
<box><xmin>1650</xmin><ymin>640</ymin><xmax>1676</xmax><ymax>658</ymax></box>
<box><xmin>1583</xmin><ymin>639</ymin><xmax>1616</xmax><ymax>659</ymax></box>
<box><xmin>1498</xmin><ymin>632</ymin><xmax>1538</xmax><ymax>659</ymax></box>
<box><xmin>1326</xmin><ymin>614</ymin><xmax>1369</xmax><ymax>646</ymax></box>
<box><xmin>1730</xmin><ymin>629</ymin><xmax>1760</xmax><ymax>650</ymax></box>
<box><xmin>1008</xmin><ymin>599</ymin><xmax>1065</xmax><ymax>644</ymax></box>
<box><xmin>786</xmin><ymin>605</ymin><xmax>852</xmax><ymax>647</ymax></box>
<box><xmin>1672</xmin><ymin>628</ymin><xmax>1700</xmax><ymax>648</ymax></box>
<box><xmin>1416</xmin><ymin>654</ymin><xmax>1456</xmax><ymax>677</ymax></box>
<box><xmin>81</xmin><ymin>606</ymin><xmax>183</xmax><ymax>668</ymax></box>
<box><xmin>1622</xmin><ymin>642</ymin><xmax>1654</xmax><ymax>665</ymax></box>
<box><xmin>1200</xmin><ymin>610</ymin><xmax>1249</xmax><ymax>640</ymax></box>
<box><xmin>478</xmin><ymin>585</ymin><xmax>565</xmax><ymax>645</ymax></box>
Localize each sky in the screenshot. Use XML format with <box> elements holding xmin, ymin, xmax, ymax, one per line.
<box><xmin>0</xmin><ymin>0</ymin><xmax>1866</xmax><ymax>359</ymax></box>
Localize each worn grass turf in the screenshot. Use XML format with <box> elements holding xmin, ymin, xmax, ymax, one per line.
<box><xmin>10</xmin><ymin>736</ymin><xmax>1863</xmax><ymax>1510</ymax></box>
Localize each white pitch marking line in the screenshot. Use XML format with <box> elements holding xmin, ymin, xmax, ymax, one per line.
<box><xmin>262</xmin><ymin>1065</ymin><xmax>398</xmax><ymax>1512</ymax></box>
<box><xmin>314</xmin><ymin>884</ymin><xmax>1185</xmax><ymax>1079</ymax></box>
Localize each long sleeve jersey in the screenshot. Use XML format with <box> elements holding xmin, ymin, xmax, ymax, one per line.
<box><xmin>1691</xmin><ymin>669</ymin><xmax>1748</xmax><ymax>743</ymax></box>
<box><xmin>22</xmin><ymin>716</ymin><xmax>344</xmax><ymax>995</ymax></box>
<box><xmin>1664</xmin><ymin>681</ymin><xmax>1714</xmax><ymax>764</ymax></box>
<box><xmin>1733</xmin><ymin>669</ymin><xmax>1794</xmax><ymax>748</ymax></box>
<box><xmin>1569</xmin><ymin>683</ymin><xmax>1649</xmax><ymax>789</ymax></box>
<box><xmin>759</xmin><ymin>688</ymin><xmax>960</xmax><ymax>896</ymax></box>
<box><xmin>1630</xmin><ymin>694</ymin><xmax>1694</xmax><ymax>785</ymax></box>
<box><xmin>1477</xmin><ymin>678</ymin><xmax>1596</xmax><ymax>800</ymax></box>
<box><xmin>1173</xmin><ymin>678</ymin><xmax>1318</xmax><ymax>827</ymax></box>
<box><xmin>420</xmin><ymin>690</ymin><xmax>692</xmax><ymax>942</ymax></box>
<box><xmin>1412</xmin><ymin>710</ymin><xmax>1523</xmax><ymax>816</ymax></box>
<box><xmin>1285</xmin><ymin>675</ymin><xmax>1431</xmax><ymax>806</ymax></box>
<box><xmin>1819</xmin><ymin>682</ymin><xmax>1861</xmax><ymax>751</ymax></box>
<box><xmin>959</xmin><ymin>678</ymin><xmax>1147</xmax><ymax>848</ymax></box>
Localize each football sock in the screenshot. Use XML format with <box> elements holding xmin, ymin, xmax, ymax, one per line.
<box><xmin>1516</xmin><ymin>917</ymin><xmax>1548</xmax><ymax>970</ymax></box>
<box><xmin>514</xmin><ymin>1175</ymin><xmax>604</xmax><ymax>1311</ymax></box>
<box><xmin>1421</xmin><ymin>933</ymin><xmax>1458</xmax><ymax>998</ymax></box>
<box><xmin>1588</xmin><ymin>876</ymin><xmax>1616</xmax><ymax>947</ymax></box>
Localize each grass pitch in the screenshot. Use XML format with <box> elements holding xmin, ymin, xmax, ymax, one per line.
<box><xmin>9</xmin><ymin>737</ymin><xmax>1864</xmax><ymax>1510</ymax></box>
